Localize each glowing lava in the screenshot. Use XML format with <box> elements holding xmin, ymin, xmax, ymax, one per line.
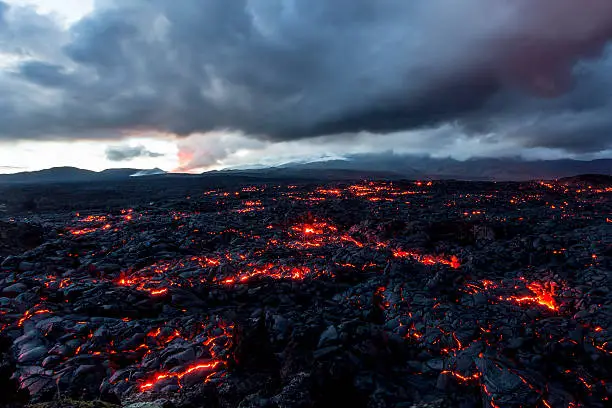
<box><xmin>285</xmin><ymin>220</ymin><xmax>365</xmax><ymax>250</ymax></box>
<box><xmin>139</xmin><ymin>360</ymin><xmax>222</xmax><ymax>391</ymax></box>
<box><xmin>393</xmin><ymin>249</ymin><xmax>460</xmax><ymax>269</ymax></box>
<box><xmin>115</xmin><ymin>261</ymin><xmax>173</xmax><ymax>295</ymax></box>
<box><xmin>218</xmin><ymin>263</ymin><xmax>316</xmax><ymax>285</ymax></box>
<box><xmin>440</xmin><ymin>370</ymin><xmax>481</xmax><ymax>383</ymax></box>
<box><xmin>138</xmin><ymin>320</ymin><xmax>233</xmax><ymax>392</ymax></box>
<box><xmin>504</xmin><ymin>282</ymin><xmax>558</xmax><ymax>311</ymax></box>
<box><xmin>17</xmin><ymin>308</ymin><xmax>52</xmax><ymax>327</ymax></box>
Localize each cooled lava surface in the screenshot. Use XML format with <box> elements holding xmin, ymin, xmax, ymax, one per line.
<box><xmin>0</xmin><ymin>179</ymin><xmax>610</xmax><ymax>408</ymax></box>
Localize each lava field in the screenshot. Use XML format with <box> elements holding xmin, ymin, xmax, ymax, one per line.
<box><xmin>0</xmin><ymin>178</ymin><xmax>610</xmax><ymax>408</ymax></box>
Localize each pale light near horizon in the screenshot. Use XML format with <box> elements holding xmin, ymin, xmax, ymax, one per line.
<box><xmin>0</xmin><ymin>138</ymin><xmax>179</xmax><ymax>173</ymax></box>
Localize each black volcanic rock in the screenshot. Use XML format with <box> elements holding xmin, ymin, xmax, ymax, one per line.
<box><xmin>0</xmin><ymin>221</ymin><xmax>44</xmax><ymax>260</ymax></box>
<box><xmin>0</xmin><ymin>177</ymin><xmax>610</xmax><ymax>407</ymax></box>
<box><xmin>559</xmin><ymin>174</ymin><xmax>612</xmax><ymax>185</ymax></box>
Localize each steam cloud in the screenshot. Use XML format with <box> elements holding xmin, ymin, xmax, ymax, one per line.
<box><xmin>105</xmin><ymin>145</ymin><xmax>165</xmax><ymax>162</ymax></box>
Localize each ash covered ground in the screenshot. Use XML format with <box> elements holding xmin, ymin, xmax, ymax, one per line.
<box><xmin>0</xmin><ymin>177</ymin><xmax>611</xmax><ymax>408</ymax></box>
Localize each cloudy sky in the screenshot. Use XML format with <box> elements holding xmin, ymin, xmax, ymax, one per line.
<box><xmin>1</xmin><ymin>0</ymin><xmax>612</xmax><ymax>173</ymax></box>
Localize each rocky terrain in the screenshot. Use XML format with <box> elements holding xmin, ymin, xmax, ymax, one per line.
<box><xmin>0</xmin><ymin>177</ymin><xmax>610</xmax><ymax>408</ymax></box>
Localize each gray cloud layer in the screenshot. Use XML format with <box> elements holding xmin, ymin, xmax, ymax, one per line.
<box><xmin>105</xmin><ymin>144</ymin><xmax>164</xmax><ymax>162</ymax></box>
<box><xmin>1</xmin><ymin>0</ymin><xmax>612</xmax><ymax>156</ymax></box>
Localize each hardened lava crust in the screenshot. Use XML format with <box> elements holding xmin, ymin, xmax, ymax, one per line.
<box><xmin>0</xmin><ymin>177</ymin><xmax>610</xmax><ymax>408</ymax></box>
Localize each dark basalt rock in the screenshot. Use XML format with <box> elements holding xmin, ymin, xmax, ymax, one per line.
<box><xmin>0</xmin><ymin>178</ymin><xmax>610</xmax><ymax>408</ymax></box>
<box><xmin>0</xmin><ymin>221</ymin><xmax>44</xmax><ymax>259</ymax></box>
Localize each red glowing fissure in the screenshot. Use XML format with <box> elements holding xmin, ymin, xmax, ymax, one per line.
<box><xmin>392</xmin><ymin>249</ymin><xmax>460</xmax><ymax>269</ymax></box>
<box><xmin>504</xmin><ymin>282</ymin><xmax>559</xmax><ymax>311</ymax></box>
<box><xmin>139</xmin><ymin>360</ymin><xmax>223</xmax><ymax>391</ymax></box>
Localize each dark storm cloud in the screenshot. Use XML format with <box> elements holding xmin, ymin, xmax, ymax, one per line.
<box><xmin>302</xmin><ymin>74</ymin><xmax>501</xmax><ymax>138</ymax></box>
<box><xmin>1</xmin><ymin>0</ymin><xmax>612</xmax><ymax>154</ymax></box>
<box><xmin>17</xmin><ymin>61</ymin><xmax>74</xmax><ymax>88</ymax></box>
<box><xmin>105</xmin><ymin>145</ymin><xmax>164</xmax><ymax>162</ymax></box>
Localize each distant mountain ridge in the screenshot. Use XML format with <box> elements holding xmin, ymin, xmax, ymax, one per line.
<box><xmin>0</xmin><ymin>167</ymin><xmax>167</xmax><ymax>184</ymax></box>
<box><xmin>0</xmin><ymin>157</ymin><xmax>610</xmax><ymax>184</ymax></box>
<box><xmin>274</xmin><ymin>155</ymin><xmax>612</xmax><ymax>181</ymax></box>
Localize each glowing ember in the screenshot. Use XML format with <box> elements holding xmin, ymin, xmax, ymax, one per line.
<box><xmin>461</xmin><ymin>279</ymin><xmax>499</xmax><ymax>295</ymax></box>
<box><xmin>593</xmin><ymin>341</ymin><xmax>611</xmax><ymax>355</ymax></box>
<box><xmin>374</xmin><ymin>286</ymin><xmax>390</xmax><ymax>309</ymax></box>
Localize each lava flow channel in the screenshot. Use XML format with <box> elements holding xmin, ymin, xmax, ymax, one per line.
<box><xmin>138</xmin><ymin>320</ymin><xmax>233</xmax><ymax>391</ymax></box>
<box><xmin>218</xmin><ymin>263</ymin><xmax>316</xmax><ymax>285</ymax></box>
<box><xmin>17</xmin><ymin>308</ymin><xmax>52</xmax><ymax>327</ymax></box>
<box><xmin>392</xmin><ymin>249</ymin><xmax>460</xmax><ymax>269</ymax></box>
<box><xmin>68</xmin><ymin>223</ymin><xmax>111</xmax><ymax>236</ymax></box>
<box><xmin>287</xmin><ymin>220</ymin><xmax>339</xmax><ymax>249</ymax></box>
<box><xmin>139</xmin><ymin>360</ymin><xmax>223</xmax><ymax>391</ymax></box>
<box><xmin>115</xmin><ymin>261</ymin><xmax>174</xmax><ymax>295</ymax></box>
<box><xmin>503</xmin><ymin>282</ymin><xmax>559</xmax><ymax>311</ymax></box>
<box><xmin>116</xmin><ymin>276</ymin><xmax>169</xmax><ymax>296</ymax></box>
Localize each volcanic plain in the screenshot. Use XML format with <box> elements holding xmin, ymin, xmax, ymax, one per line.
<box><xmin>0</xmin><ymin>176</ymin><xmax>610</xmax><ymax>408</ymax></box>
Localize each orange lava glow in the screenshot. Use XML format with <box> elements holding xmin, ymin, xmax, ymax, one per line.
<box><xmin>115</xmin><ymin>261</ymin><xmax>174</xmax><ymax>295</ymax></box>
<box><xmin>78</xmin><ymin>215</ymin><xmax>108</xmax><ymax>223</ymax></box>
<box><xmin>68</xmin><ymin>223</ymin><xmax>112</xmax><ymax>236</ymax></box>
<box><xmin>316</xmin><ymin>188</ymin><xmax>342</xmax><ymax>196</ymax></box>
<box><xmin>375</xmin><ymin>286</ymin><xmax>390</xmax><ymax>309</ymax></box>
<box><xmin>69</xmin><ymin>228</ymin><xmax>98</xmax><ymax>236</ymax></box>
<box><xmin>593</xmin><ymin>341</ymin><xmax>611</xmax><ymax>355</ymax></box>
<box><xmin>504</xmin><ymin>281</ymin><xmax>558</xmax><ymax>311</ymax></box>
<box><xmin>137</xmin><ymin>321</ymin><xmax>233</xmax><ymax>392</ymax></box>
<box><xmin>17</xmin><ymin>308</ymin><xmax>52</xmax><ymax>327</ymax></box>
<box><xmin>139</xmin><ymin>360</ymin><xmax>222</xmax><ymax>391</ymax></box>
<box><xmin>287</xmin><ymin>220</ymin><xmax>363</xmax><ymax>250</ymax></box>
<box><xmin>393</xmin><ymin>249</ymin><xmax>460</xmax><ymax>269</ymax></box>
<box><xmin>217</xmin><ymin>263</ymin><xmax>314</xmax><ymax>285</ymax></box>
<box><xmin>441</xmin><ymin>370</ymin><xmax>481</xmax><ymax>382</ymax></box>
